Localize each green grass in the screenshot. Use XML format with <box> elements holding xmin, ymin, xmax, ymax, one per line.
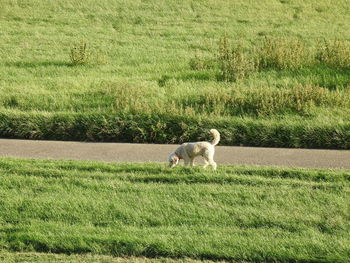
<box><xmin>1</xmin><ymin>0</ymin><xmax>350</xmax><ymax>148</ymax></box>
<box><xmin>0</xmin><ymin>252</ymin><xmax>229</xmax><ymax>263</ymax></box>
<box><xmin>0</xmin><ymin>158</ymin><xmax>349</xmax><ymax>262</ymax></box>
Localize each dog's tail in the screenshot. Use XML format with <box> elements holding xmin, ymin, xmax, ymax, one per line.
<box><xmin>210</xmin><ymin>129</ymin><xmax>220</xmax><ymax>146</ymax></box>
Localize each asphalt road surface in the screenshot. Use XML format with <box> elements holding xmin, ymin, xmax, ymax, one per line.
<box><xmin>0</xmin><ymin>138</ymin><xmax>349</xmax><ymax>169</ymax></box>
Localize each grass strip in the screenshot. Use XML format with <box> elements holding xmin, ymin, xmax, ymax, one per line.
<box><xmin>0</xmin><ymin>251</ymin><xmax>240</xmax><ymax>263</ymax></box>
<box><xmin>0</xmin><ymin>110</ymin><xmax>349</xmax><ymax>149</ymax></box>
<box><xmin>0</xmin><ymin>158</ymin><xmax>349</xmax><ymax>262</ymax></box>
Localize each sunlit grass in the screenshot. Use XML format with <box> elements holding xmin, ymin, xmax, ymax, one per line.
<box><xmin>0</xmin><ymin>0</ymin><xmax>350</xmax><ymax>147</ymax></box>
<box><xmin>0</xmin><ymin>158</ymin><xmax>349</xmax><ymax>262</ymax></box>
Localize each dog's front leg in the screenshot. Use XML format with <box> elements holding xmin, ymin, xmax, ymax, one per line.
<box><xmin>183</xmin><ymin>155</ymin><xmax>191</xmax><ymax>166</ymax></box>
<box><xmin>190</xmin><ymin>158</ymin><xmax>195</xmax><ymax>167</ymax></box>
<box><xmin>181</xmin><ymin>151</ymin><xmax>191</xmax><ymax>167</ymax></box>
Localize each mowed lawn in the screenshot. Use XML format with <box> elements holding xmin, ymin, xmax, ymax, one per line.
<box><xmin>2</xmin><ymin>252</ymin><xmax>230</xmax><ymax>263</ymax></box>
<box><xmin>0</xmin><ymin>158</ymin><xmax>349</xmax><ymax>262</ymax></box>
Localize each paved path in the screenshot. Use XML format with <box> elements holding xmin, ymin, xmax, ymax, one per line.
<box><xmin>0</xmin><ymin>138</ymin><xmax>349</xmax><ymax>169</ymax></box>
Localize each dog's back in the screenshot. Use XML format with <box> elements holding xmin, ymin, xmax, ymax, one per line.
<box><xmin>181</xmin><ymin>141</ymin><xmax>212</xmax><ymax>158</ymax></box>
<box><xmin>179</xmin><ymin>129</ymin><xmax>220</xmax><ymax>157</ymax></box>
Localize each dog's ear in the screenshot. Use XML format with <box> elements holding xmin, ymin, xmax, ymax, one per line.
<box><xmin>173</xmin><ymin>155</ymin><xmax>179</xmax><ymax>163</ymax></box>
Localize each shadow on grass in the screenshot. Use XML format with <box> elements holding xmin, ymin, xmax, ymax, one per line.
<box><xmin>264</xmin><ymin>65</ymin><xmax>350</xmax><ymax>89</ymax></box>
<box><xmin>4</xmin><ymin>61</ymin><xmax>74</xmax><ymax>68</ymax></box>
<box><xmin>158</xmin><ymin>71</ymin><xmax>213</xmax><ymax>86</ymax></box>
<box><xmin>175</xmin><ymin>71</ymin><xmax>213</xmax><ymax>81</ymax></box>
<box><xmin>159</xmin><ymin>64</ymin><xmax>350</xmax><ymax>89</ymax></box>
<box><xmin>307</xmin><ymin>66</ymin><xmax>350</xmax><ymax>89</ymax></box>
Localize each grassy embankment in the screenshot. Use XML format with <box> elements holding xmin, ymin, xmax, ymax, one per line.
<box><xmin>1</xmin><ymin>0</ymin><xmax>350</xmax><ymax>148</ymax></box>
<box><xmin>0</xmin><ymin>158</ymin><xmax>349</xmax><ymax>262</ymax></box>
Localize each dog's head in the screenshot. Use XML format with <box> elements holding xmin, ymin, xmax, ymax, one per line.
<box><xmin>168</xmin><ymin>153</ymin><xmax>179</xmax><ymax>168</ymax></box>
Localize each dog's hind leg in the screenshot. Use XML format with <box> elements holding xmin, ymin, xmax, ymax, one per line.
<box><xmin>207</xmin><ymin>158</ymin><xmax>217</xmax><ymax>170</ymax></box>
<box><xmin>204</xmin><ymin>151</ymin><xmax>217</xmax><ymax>170</ymax></box>
<box><xmin>203</xmin><ymin>160</ymin><xmax>209</xmax><ymax>169</ymax></box>
<box><xmin>210</xmin><ymin>160</ymin><xmax>217</xmax><ymax>170</ymax></box>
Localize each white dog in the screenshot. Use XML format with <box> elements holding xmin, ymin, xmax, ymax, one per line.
<box><xmin>168</xmin><ymin>129</ymin><xmax>220</xmax><ymax>170</ymax></box>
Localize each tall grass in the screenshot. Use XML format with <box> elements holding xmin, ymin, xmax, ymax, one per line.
<box><xmin>191</xmin><ymin>36</ymin><xmax>350</xmax><ymax>79</ymax></box>
<box><xmin>0</xmin><ymin>80</ymin><xmax>350</xmax><ymax>149</ymax></box>
<box><xmin>217</xmin><ymin>37</ymin><xmax>256</xmax><ymax>82</ymax></box>
<box><xmin>255</xmin><ymin>37</ymin><xmax>310</xmax><ymax>70</ymax></box>
<box><xmin>175</xmin><ymin>84</ymin><xmax>350</xmax><ymax>116</ymax></box>
<box><xmin>102</xmin><ymin>80</ymin><xmax>350</xmax><ymax>118</ymax></box>
<box><xmin>0</xmin><ymin>109</ymin><xmax>349</xmax><ymax>149</ymax></box>
<box><xmin>0</xmin><ymin>158</ymin><xmax>349</xmax><ymax>262</ymax></box>
<box><xmin>317</xmin><ymin>40</ymin><xmax>350</xmax><ymax>69</ymax></box>
<box><xmin>70</xmin><ymin>41</ymin><xmax>89</xmax><ymax>65</ymax></box>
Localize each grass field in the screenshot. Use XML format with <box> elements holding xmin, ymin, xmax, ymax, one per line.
<box><xmin>1</xmin><ymin>0</ymin><xmax>350</xmax><ymax>148</ymax></box>
<box><xmin>1</xmin><ymin>252</ymin><xmax>237</xmax><ymax>263</ymax></box>
<box><xmin>0</xmin><ymin>158</ymin><xmax>349</xmax><ymax>262</ymax></box>
<box><xmin>0</xmin><ymin>252</ymin><xmax>224</xmax><ymax>263</ymax></box>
